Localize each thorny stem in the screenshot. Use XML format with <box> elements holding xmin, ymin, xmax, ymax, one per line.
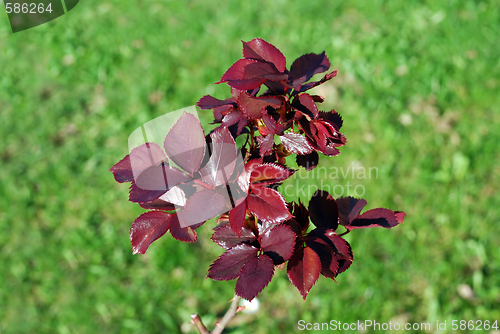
<box><xmin>191</xmin><ymin>295</ymin><xmax>242</xmax><ymax>334</ymax></box>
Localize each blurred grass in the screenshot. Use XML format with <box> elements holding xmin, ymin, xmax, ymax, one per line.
<box><xmin>0</xmin><ymin>0</ymin><xmax>499</xmax><ymax>333</ymax></box>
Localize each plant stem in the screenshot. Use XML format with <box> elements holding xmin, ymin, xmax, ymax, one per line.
<box><xmin>212</xmin><ymin>295</ymin><xmax>241</xmax><ymax>334</ymax></box>
<box><xmin>338</xmin><ymin>230</ymin><xmax>351</xmax><ymax>237</ymax></box>
<box><xmin>191</xmin><ymin>294</ymin><xmax>241</xmax><ymax>334</ymax></box>
<box><xmin>191</xmin><ymin>313</ymin><xmax>209</xmax><ymax>334</ymax></box>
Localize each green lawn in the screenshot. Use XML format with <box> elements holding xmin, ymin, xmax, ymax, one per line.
<box><xmin>1</xmin><ymin>0</ymin><xmax>499</xmax><ymax>333</ymax></box>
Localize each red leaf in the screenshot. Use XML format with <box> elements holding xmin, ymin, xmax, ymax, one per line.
<box><xmin>159</xmin><ymin>186</ymin><xmax>187</xmax><ymax>207</ymax></box>
<box><xmin>208</xmin><ymin>244</ymin><xmax>259</xmax><ymax>281</ymax></box>
<box><xmin>249</xmin><ymin>163</ymin><xmax>294</xmax><ymax>186</ymax></box>
<box><xmin>129</xmin><ymin>181</ymin><xmax>169</xmax><ymax>203</ymax></box>
<box><xmin>163</xmin><ymin>111</ymin><xmax>206</xmax><ymax>174</ymax></box>
<box><xmin>110</xmin><ymin>143</ymin><xmax>167</xmax><ymax>185</ymax></box>
<box><xmin>199</xmin><ymin>127</ymin><xmax>238</xmax><ymax>187</ymax></box>
<box><xmin>211</xmin><ymin>223</ymin><xmax>256</xmax><ymax>249</ymax></box>
<box><xmin>307</xmin><ymin>229</ymin><xmax>353</xmax><ymax>278</ymax></box>
<box><xmin>348</xmin><ymin>208</ymin><xmax>401</xmax><ymax>230</ymax></box>
<box><xmin>287</xmin><ymin>246</ymin><xmax>321</xmax><ymax>300</ymax></box>
<box><xmin>237</xmin><ymin>159</ymin><xmax>263</xmax><ymax>194</ymax></box>
<box><xmin>293</xmin><ymin>93</ymin><xmax>319</xmax><ymax>119</ymax></box>
<box><xmin>130</xmin><ymin>211</ymin><xmax>172</xmax><ymax>254</ymax></box>
<box><xmin>243</xmin><ymin>38</ymin><xmax>287</xmax><ymax>72</ymax></box>
<box><xmin>110</xmin><ymin>155</ymin><xmax>134</xmax><ymax>183</ymax></box>
<box><xmin>197</xmin><ymin>95</ymin><xmax>234</xmax><ymax>110</ymax></box>
<box><xmin>168</xmin><ymin>213</ymin><xmax>198</xmax><ymax>242</ymax></box>
<box><xmin>306</xmin><ymin>235</ymin><xmax>339</xmax><ymax>280</ymax></box>
<box><xmin>257</xmin><ymin>134</ymin><xmax>275</xmax><ymax>157</ymax></box>
<box><xmin>296</xmin><ymin>151</ymin><xmax>319</xmax><ymax>171</ymax></box>
<box><xmin>237</xmin><ymin>92</ymin><xmax>282</xmax><ymax>119</ymax></box>
<box><xmin>229</xmin><ymin>199</ymin><xmax>248</xmax><ymax>236</ymax></box>
<box><xmin>219</xmin><ymin>59</ymin><xmax>259</xmax><ymax>82</ymax></box>
<box><xmin>139</xmin><ymin>198</ymin><xmax>176</xmax><ymax>211</ymax></box>
<box><xmin>260</xmin><ymin>225</ymin><xmax>296</xmax><ymax>264</ymax></box>
<box><xmin>299</xmin><ymin>71</ymin><xmax>337</xmax><ymax>92</ymax></box>
<box><xmin>129</xmin><ymin>142</ymin><xmax>167</xmax><ymax>177</ymax></box>
<box><xmin>308</xmin><ymin>190</ymin><xmax>339</xmax><ymax>230</ymax></box>
<box><xmin>243</xmin><ymin>62</ymin><xmax>287</xmax><ymax>81</ymax></box>
<box><xmin>134</xmin><ymin>164</ymin><xmax>189</xmax><ymax>193</ymax></box>
<box><xmin>289</xmin><ymin>52</ymin><xmax>331</xmax><ymax>89</ymax></box>
<box><xmin>176</xmin><ymin>189</ymin><xmax>229</xmax><ymax>227</ymax></box>
<box><xmin>261</xmin><ymin>114</ymin><xmax>277</xmax><ymax>134</ymax></box>
<box><xmin>247</xmin><ymin>188</ymin><xmax>292</xmax><ymax>224</ymax></box>
<box><xmin>291</xmin><ymin>201</ymin><xmax>310</xmax><ymax>232</ymax></box>
<box><xmin>279</xmin><ymin>133</ymin><xmax>314</xmax><ymax>155</ymax></box>
<box><xmin>226</xmin><ymin>78</ymin><xmax>267</xmax><ymax>91</ymax></box>
<box><xmin>395</xmin><ymin>211</ymin><xmax>406</xmax><ymax>223</ymax></box>
<box><xmin>319</xmin><ymin>110</ymin><xmax>343</xmax><ymax>130</ymax></box>
<box><xmin>336</xmin><ymin>197</ymin><xmax>367</xmax><ymax>226</ymax></box>
<box><xmin>236</xmin><ymin>255</ymin><xmax>275</xmax><ymax>300</ymax></box>
<box><xmin>323</xmin><ymin>231</ymin><xmax>353</xmax><ymax>274</ymax></box>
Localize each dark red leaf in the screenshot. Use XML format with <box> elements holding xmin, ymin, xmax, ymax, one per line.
<box><xmin>168</xmin><ymin>213</ymin><xmax>198</xmax><ymax>242</ymax></box>
<box><xmin>279</xmin><ymin>133</ymin><xmax>314</xmax><ymax>155</ymax></box>
<box><xmin>395</xmin><ymin>211</ymin><xmax>406</xmax><ymax>223</ymax></box>
<box><xmin>323</xmin><ymin>231</ymin><xmax>353</xmax><ymax>274</ymax></box>
<box><xmin>211</xmin><ymin>223</ymin><xmax>256</xmax><ymax>249</ymax></box>
<box><xmin>197</xmin><ymin>95</ymin><xmax>235</xmax><ymax>110</ymax></box>
<box><xmin>242</xmin><ymin>38</ymin><xmax>286</xmax><ymax>72</ymax></box>
<box><xmin>129</xmin><ymin>142</ymin><xmax>167</xmax><ymax>176</ymax></box>
<box><xmin>308</xmin><ymin>190</ymin><xmax>339</xmax><ymax>230</ymax></box>
<box><xmin>229</xmin><ymin>199</ymin><xmax>248</xmax><ymax>236</ymax></box>
<box><xmin>287</xmin><ymin>246</ymin><xmax>321</xmax><ymax>300</ymax></box>
<box><xmin>307</xmin><ymin>229</ymin><xmax>353</xmax><ymax>277</ymax></box>
<box><xmin>219</xmin><ymin>59</ymin><xmax>259</xmax><ymax>82</ymax></box>
<box><xmin>176</xmin><ymin>189</ymin><xmax>229</xmax><ymax>227</ymax></box>
<box><xmin>348</xmin><ymin>208</ymin><xmax>401</xmax><ymax>230</ymax></box>
<box><xmin>310</xmin><ymin>95</ymin><xmax>325</xmax><ymax>103</ymax></box>
<box><xmin>296</xmin><ymin>151</ymin><xmax>319</xmax><ymax>171</ymax></box>
<box><xmin>129</xmin><ymin>181</ymin><xmax>169</xmax><ymax>203</ymax></box>
<box><xmin>199</xmin><ymin>127</ymin><xmax>238</xmax><ymax>187</ymax></box>
<box><xmin>237</xmin><ymin>159</ymin><xmax>263</xmax><ymax>194</ymax></box>
<box><xmin>139</xmin><ymin>198</ymin><xmax>176</xmax><ymax>211</ymax></box>
<box><xmin>319</xmin><ymin>110</ymin><xmax>343</xmax><ymax>130</ymax></box>
<box><xmin>110</xmin><ymin>155</ymin><xmax>134</xmax><ymax>183</ymax></box>
<box><xmin>289</xmin><ymin>52</ymin><xmax>330</xmax><ymax>89</ymax></box>
<box><xmin>237</xmin><ymin>92</ymin><xmax>282</xmax><ymax>119</ymax></box>
<box><xmin>298</xmin><ymin>71</ymin><xmax>337</xmax><ymax>92</ymax></box>
<box><xmin>208</xmin><ymin>244</ymin><xmax>259</xmax><ymax>281</ymax></box>
<box><xmin>159</xmin><ymin>186</ymin><xmax>187</xmax><ymax>207</ymax></box>
<box><xmin>222</xmin><ymin>110</ymin><xmax>248</xmax><ymax>136</ymax></box>
<box><xmin>247</xmin><ymin>188</ymin><xmax>292</xmax><ymax>224</ymax></box>
<box><xmin>291</xmin><ymin>201</ymin><xmax>310</xmax><ymax>232</ymax></box>
<box><xmin>292</xmin><ymin>93</ymin><xmax>319</xmax><ymax>119</ymax></box>
<box><xmin>130</xmin><ymin>211</ymin><xmax>172</xmax><ymax>254</ymax></box>
<box><xmin>243</xmin><ymin>62</ymin><xmax>287</xmax><ymax>81</ymax></box>
<box><xmin>163</xmin><ymin>111</ymin><xmax>206</xmax><ymax>174</ymax></box>
<box><xmin>257</xmin><ymin>134</ymin><xmax>275</xmax><ymax>157</ymax></box>
<box><xmin>249</xmin><ymin>163</ymin><xmax>294</xmax><ymax>186</ymax></box>
<box><xmin>236</xmin><ymin>255</ymin><xmax>275</xmax><ymax>301</ymax></box>
<box><xmin>134</xmin><ymin>164</ymin><xmax>189</xmax><ymax>193</ymax></box>
<box><xmin>260</xmin><ymin>225</ymin><xmax>296</xmax><ymax>264</ymax></box>
<box><xmin>336</xmin><ymin>197</ymin><xmax>367</xmax><ymax>226</ymax></box>
<box><xmin>306</xmin><ymin>235</ymin><xmax>339</xmax><ymax>280</ymax></box>
<box><xmin>226</xmin><ymin>78</ymin><xmax>268</xmax><ymax>91</ymax></box>
<box><xmin>284</xmin><ymin>219</ymin><xmax>303</xmax><ymax>239</ymax></box>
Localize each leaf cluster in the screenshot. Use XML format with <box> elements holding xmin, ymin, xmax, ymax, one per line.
<box><xmin>110</xmin><ymin>39</ymin><xmax>405</xmax><ymax>301</ymax></box>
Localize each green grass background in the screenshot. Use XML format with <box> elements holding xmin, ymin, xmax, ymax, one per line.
<box><xmin>1</xmin><ymin>0</ymin><xmax>499</xmax><ymax>333</ymax></box>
